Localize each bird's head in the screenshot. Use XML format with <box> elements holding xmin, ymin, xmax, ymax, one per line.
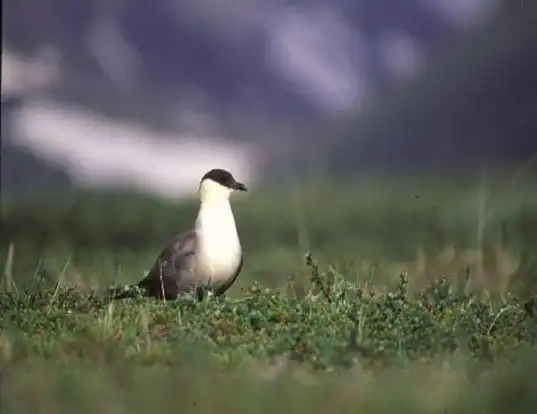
<box><xmin>199</xmin><ymin>168</ymin><xmax>247</xmax><ymax>203</ymax></box>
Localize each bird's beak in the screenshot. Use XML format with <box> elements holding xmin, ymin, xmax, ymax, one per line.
<box><xmin>233</xmin><ymin>181</ymin><xmax>247</xmax><ymax>191</ymax></box>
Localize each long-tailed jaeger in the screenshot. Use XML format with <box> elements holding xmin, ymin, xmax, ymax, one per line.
<box><xmin>114</xmin><ymin>168</ymin><xmax>247</xmax><ymax>300</ymax></box>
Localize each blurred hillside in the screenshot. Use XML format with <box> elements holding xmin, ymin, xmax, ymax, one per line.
<box><xmin>318</xmin><ymin>1</ymin><xmax>537</xmax><ymax>173</ymax></box>
<box><xmin>2</xmin><ymin>0</ymin><xmax>536</xmax><ymax>196</ymax></box>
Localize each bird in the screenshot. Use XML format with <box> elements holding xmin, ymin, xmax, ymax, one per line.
<box><xmin>112</xmin><ymin>168</ymin><xmax>247</xmax><ymax>300</ymax></box>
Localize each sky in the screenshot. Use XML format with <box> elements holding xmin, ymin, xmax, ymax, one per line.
<box><xmin>2</xmin><ymin>0</ymin><xmax>501</xmax><ymax>198</ymax></box>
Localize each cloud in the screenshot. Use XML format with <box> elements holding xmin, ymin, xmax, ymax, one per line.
<box><xmin>85</xmin><ymin>14</ymin><xmax>141</xmax><ymax>87</ymax></box>
<box><xmin>420</xmin><ymin>0</ymin><xmax>498</xmax><ymax>28</ymax></box>
<box><xmin>379</xmin><ymin>31</ymin><xmax>423</xmax><ymax>80</ymax></box>
<box><xmin>265</xmin><ymin>6</ymin><xmax>367</xmax><ymax>113</ymax></box>
<box><xmin>168</xmin><ymin>0</ymin><xmax>270</xmax><ymax>44</ymax></box>
<box><xmin>10</xmin><ymin>99</ymin><xmax>258</xmax><ymax>199</ymax></box>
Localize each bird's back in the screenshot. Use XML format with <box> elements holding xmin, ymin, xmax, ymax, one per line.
<box><xmin>138</xmin><ymin>230</ymin><xmax>198</xmax><ymax>299</ymax></box>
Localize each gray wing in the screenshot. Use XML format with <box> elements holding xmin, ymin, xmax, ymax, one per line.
<box><xmin>137</xmin><ymin>230</ymin><xmax>198</xmax><ymax>299</ymax></box>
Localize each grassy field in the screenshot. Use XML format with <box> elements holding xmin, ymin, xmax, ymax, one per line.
<box><xmin>1</xmin><ymin>172</ymin><xmax>537</xmax><ymax>413</ymax></box>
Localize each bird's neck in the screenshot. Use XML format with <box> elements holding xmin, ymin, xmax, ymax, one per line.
<box><xmin>195</xmin><ymin>199</ymin><xmax>237</xmax><ymax>236</ymax></box>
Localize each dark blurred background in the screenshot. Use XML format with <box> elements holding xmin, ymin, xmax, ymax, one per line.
<box><xmin>3</xmin><ymin>0</ymin><xmax>536</xmax><ymax>197</ymax></box>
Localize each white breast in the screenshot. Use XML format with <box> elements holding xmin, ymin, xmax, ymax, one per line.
<box><xmin>194</xmin><ymin>200</ymin><xmax>242</xmax><ymax>282</ymax></box>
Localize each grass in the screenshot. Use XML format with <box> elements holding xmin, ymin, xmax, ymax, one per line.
<box><xmin>2</xmin><ymin>173</ymin><xmax>537</xmax><ymax>291</ymax></box>
<box><xmin>1</xmin><ymin>173</ymin><xmax>537</xmax><ymax>413</ymax></box>
<box><xmin>1</xmin><ymin>255</ymin><xmax>537</xmax><ymax>413</ymax></box>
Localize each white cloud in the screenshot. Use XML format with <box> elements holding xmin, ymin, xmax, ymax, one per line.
<box><xmin>1</xmin><ymin>46</ymin><xmax>60</xmax><ymax>96</ymax></box>
<box><xmin>86</xmin><ymin>14</ymin><xmax>141</xmax><ymax>87</ymax></box>
<box><xmin>265</xmin><ymin>6</ymin><xmax>367</xmax><ymax>113</ymax></box>
<box><xmin>168</xmin><ymin>0</ymin><xmax>270</xmax><ymax>45</ymax></box>
<box><xmin>379</xmin><ymin>31</ymin><xmax>423</xmax><ymax>80</ymax></box>
<box><xmin>420</xmin><ymin>0</ymin><xmax>498</xmax><ymax>29</ymax></box>
<box><xmin>10</xmin><ymin>99</ymin><xmax>258</xmax><ymax>199</ymax></box>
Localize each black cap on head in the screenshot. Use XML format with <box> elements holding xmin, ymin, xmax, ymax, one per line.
<box><xmin>201</xmin><ymin>168</ymin><xmax>247</xmax><ymax>191</ymax></box>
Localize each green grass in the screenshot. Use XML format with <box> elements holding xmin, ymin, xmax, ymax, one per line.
<box><xmin>1</xmin><ymin>173</ymin><xmax>537</xmax><ymax>413</ymax></box>
<box><xmin>1</xmin><ymin>255</ymin><xmax>537</xmax><ymax>413</ymax></box>
<box><xmin>2</xmin><ymin>174</ymin><xmax>537</xmax><ymax>291</ymax></box>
